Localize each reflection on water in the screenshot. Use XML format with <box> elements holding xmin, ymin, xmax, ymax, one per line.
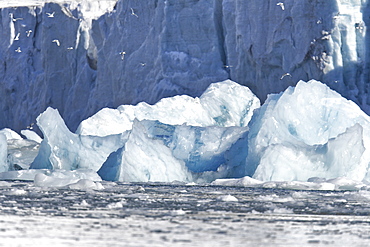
<box><xmin>1</xmin><ymin>181</ymin><xmax>370</xmax><ymax>246</ymax></box>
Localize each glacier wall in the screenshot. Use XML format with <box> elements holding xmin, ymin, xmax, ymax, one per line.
<box><xmin>0</xmin><ymin>0</ymin><xmax>369</xmax><ymax>133</ymax></box>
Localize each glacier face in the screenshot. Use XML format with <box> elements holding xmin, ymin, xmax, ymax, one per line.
<box><xmin>0</xmin><ymin>0</ymin><xmax>369</xmax><ymax>134</ymax></box>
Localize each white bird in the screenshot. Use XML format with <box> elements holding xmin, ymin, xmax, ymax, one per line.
<box><xmin>277</xmin><ymin>2</ymin><xmax>285</xmax><ymax>10</ymax></box>
<box><xmin>52</xmin><ymin>39</ymin><xmax>60</xmax><ymax>46</ymax></box>
<box><xmin>27</xmin><ymin>123</ymin><xmax>35</xmax><ymax>130</ymax></box>
<box><xmin>130</xmin><ymin>8</ymin><xmax>138</xmax><ymax>18</ymax></box>
<box><xmin>14</xmin><ymin>33</ymin><xmax>20</xmax><ymax>41</ymax></box>
<box><xmin>140</xmin><ymin>63</ymin><xmax>146</xmax><ymax>66</ymax></box>
<box><xmin>280</xmin><ymin>72</ymin><xmax>292</xmax><ymax>80</ymax></box>
<box><xmin>67</xmin><ymin>47</ymin><xmax>74</xmax><ymax>50</ymax></box>
<box><xmin>119</xmin><ymin>51</ymin><xmax>126</xmax><ymax>60</ymax></box>
<box><xmin>15</xmin><ymin>47</ymin><xmax>21</xmax><ymax>53</ymax></box>
<box><xmin>224</xmin><ymin>65</ymin><xmax>233</xmax><ymax>68</ymax></box>
<box><xmin>9</xmin><ymin>13</ymin><xmax>23</xmax><ymax>22</ymax></box>
<box><xmin>46</xmin><ymin>12</ymin><xmax>55</xmax><ymax>18</ymax></box>
<box><xmin>26</xmin><ymin>30</ymin><xmax>32</xmax><ymax>37</ymax></box>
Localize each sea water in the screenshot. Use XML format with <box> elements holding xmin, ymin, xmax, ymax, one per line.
<box><xmin>1</xmin><ymin>181</ymin><xmax>370</xmax><ymax>246</ymax></box>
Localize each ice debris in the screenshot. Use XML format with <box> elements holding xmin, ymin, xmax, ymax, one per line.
<box><xmin>1</xmin><ymin>79</ymin><xmax>370</xmax><ymax>187</ymax></box>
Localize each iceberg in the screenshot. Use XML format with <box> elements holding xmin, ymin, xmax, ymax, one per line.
<box><xmin>2</xmin><ymin>79</ymin><xmax>370</xmax><ymax>185</ymax></box>
<box><xmin>76</xmin><ymin>80</ymin><xmax>260</xmax><ymax>136</ymax></box>
<box><xmin>0</xmin><ymin>133</ymin><xmax>6</xmax><ymax>172</ymax></box>
<box><xmin>248</xmin><ymin>80</ymin><xmax>370</xmax><ymax>182</ymax></box>
<box><xmin>30</xmin><ymin>107</ymin><xmax>129</xmax><ymax>171</ymax></box>
<box><xmin>29</xmin><ymin>80</ymin><xmax>257</xmax><ymax>183</ymax></box>
<box><xmin>98</xmin><ymin>119</ymin><xmax>249</xmax><ymax>182</ymax></box>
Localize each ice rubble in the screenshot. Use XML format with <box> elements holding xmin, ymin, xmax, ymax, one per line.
<box><xmin>76</xmin><ymin>79</ymin><xmax>260</xmax><ymax>136</ymax></box>
<box><xmin>248</xmin><ymin>80</ymin><xmax>370</xmax><ymax>182</ymax></box>
<box><xmin>31</xmin><ymin>80</ymin><xmax>257</xmax><ymax>183</ymax></box>
<box><xmin>2</xmin><ymin>79</ymin><xmax>370</xmax><ymax>188</ymax></box>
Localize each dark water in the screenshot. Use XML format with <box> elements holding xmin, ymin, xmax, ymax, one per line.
<box><xmin>1</xmin><ymin>181</ymin><xmax>370</xmax><ymax>246</ymax></box>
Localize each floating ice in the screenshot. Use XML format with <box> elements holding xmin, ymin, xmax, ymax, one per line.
<box><xmin>0</xmin><ymin>133</ymin><xmax>7</xmax><ymax>173</ymax></box>
<box><xmin>98</xmin><ymin>119</ymin><xmax>249</xmax><ymax>182</ymax></box>
<box><xmin>30</xmin><ymin>107</ymin><xmax>129</xmax><ymax>171</ymax></box>
<box><xmin>33</xmin><ymin>169</ymin><xmax>102</xmax><ymax>188</ymax></box>
<box><xmin>68</xmin><ymin>179</ymin><xmax>104</xmax><ymax>190</ymax></box>
<box><xmin>7</xmin><ymin>139</ymin><xmax>40</xmax><ymax>171</ymax></box>
<box><xmin>2</xmin><ymin>79</ymin><xmax>370</xmax><ymax>187</ymax></box>
<box><xmin>216</xmin><ymin>195</ymin><xmax>238</xmax><ymax>202</ymax></box>
<box><xmin>76</xmin><ymin>80</ymin><xmax>260</xmax><ymax>136</ymax></box>
<box><xmin>213</xmin><ymin>176</ymin><xmax>369</xmax><ymax>191</ymax></box>
<box><xmin>20</xmin><ymin>130</ymin><xmax>42</xmax><ymax>143</ymax></box>
<box><xmin>248</xmin><ymin>80</ymin><xmax>370</xmax><ymax>182</ymax></box>
<box><xmin>0</xmin><ymin>128</ymin><xmax>22</xmax><ymax>140</ymax></box>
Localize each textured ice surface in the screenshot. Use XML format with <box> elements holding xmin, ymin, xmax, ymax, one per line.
<box><xmin>212</xmin><ymin>176</ymin><xmax>370</xmax><ymax>191</ymax></box>
<box><xmin>20</xmin><ymin>129</ymin><xmax>42</xmax><ymax>143</ymax></box>
<box><xmin>7</xmin><ymin>138</ymin><xmax>39</xmax><ymax>171</ymax></box>
<box><xmin>0</xmin><ymin>134</ymin><xmax>7</xmax><ymax>172</ymax></box>
<box><xmin>77</xmin><ymin>80</ymin><xmax>259</xmax><ymax>136</ymax></box>
<box><xmin>3</xmin><ymin>79</ymin><xmax>370</xmax><ymax>184</ymax></box>
<box><xmin>34</xmin><ymin>169</ymin><xmax>102</xmax><ymax>188</ymax></box>
<box><xmin>248</xmin><ymin>80</ymin><xmax>370</xmax><ymax>182</ymax></box>
<box><xmin>30</xmin><ymin>107</ymin><xmax>128</xmax><ymax>171</ymax></box>
<box><xmin>98</xmin><ymin>119</ymin><xmax>248</xmax><ymax>182</ymax></box>
<box><xmin>0</xmin><ymin>128</ymin><xmax>22</xmax><ymax>140</ymax></box>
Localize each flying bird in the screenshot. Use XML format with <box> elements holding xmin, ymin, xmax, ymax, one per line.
<box><xmin>280</xmin><ymin>72</ymin><xmax>292</xmax><ymax>80</ymax></box>
<box><xmin>27</xmin><ymin>123</ymin><xmax>35</xmax><ymax>130</ymax></box>
<box><xmin>52</xmin><ymin>39</ymin><xmax>60</xmax><ymax>46</ymax></box>
<box><xmin>14</xmin><ymin>33</ymin><xmax>20</xmax><ymax>41</ymax></box>
<box><xmin>130</xmin><ymin>8</ymin><xmax>138</xmax><ymax>18</ymax></box>
<box><xmin>119</xmin><ymin>51</ymin><xmax>126</xmax><ymax>60</ymax></box>
<box><xmin>15</xmin><ymin>47</ymin><xmax>21</xmax><ymax>53</ymax></box>
<box><xmin>26</xmin><ymin>30</ymin><xmax>32</xmax><ymax>37</ymax></box>
<box><xmin>46</xmin><ymin>12</ymin><xmax>55</xmax><ymax>18</ymax></box>
<box><xmin>67</xmin><ymin>47</ymin><xmax>74</xmax><ymax>50</ymax></box>
<box><xmin>277</xmin><ymin>2</ymin><xmax>285</xmax><ymax>10</ymax></box>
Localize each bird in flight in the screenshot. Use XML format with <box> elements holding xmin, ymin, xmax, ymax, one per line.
<box><xmin>277</xmin><ymin>2</ymin><xmax>285</xmax><ymax>10</ymax></box>
<box><xmin>14</xmin><ymin>33</ymin><xmax>20</xmax><ymax>41</ymax></box>
<box><xmin>26</xmin><ymin>30</ymin><xmax>32</xmax><ymax>37</ymax></box>
<box><xmin>119</xmin><ymin>51</ymin><xmax>126</xmax><ymax>60</ymax></box>
<box><xmin>52</xmin><ymin>39</ymin><xmax>60</xmax><ymax>46</ymax></box>
<box><xmin>280</xmin><ymin>72</ymin><xmax>292</xmax><ymax>80</ymax></box>
<box><xmin>130</xmin><ymin>8</ymin><xmax>138</xmax><ymax>18</ymax></box>
<box><xmin>46</xmin><ymin>12</ymin><xmax>55</xmax><ymax>18</ymax></box>
<box><xmin>15</xmin><ymin>47</ymin><xmax>21</xmax><ymax>53</ymax></box>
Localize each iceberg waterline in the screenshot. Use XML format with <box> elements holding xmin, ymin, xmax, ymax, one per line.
<box><xmin>1</xmin><ymin>79</ymin><xmax>370</xmax><ymax>188</ymax></box>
